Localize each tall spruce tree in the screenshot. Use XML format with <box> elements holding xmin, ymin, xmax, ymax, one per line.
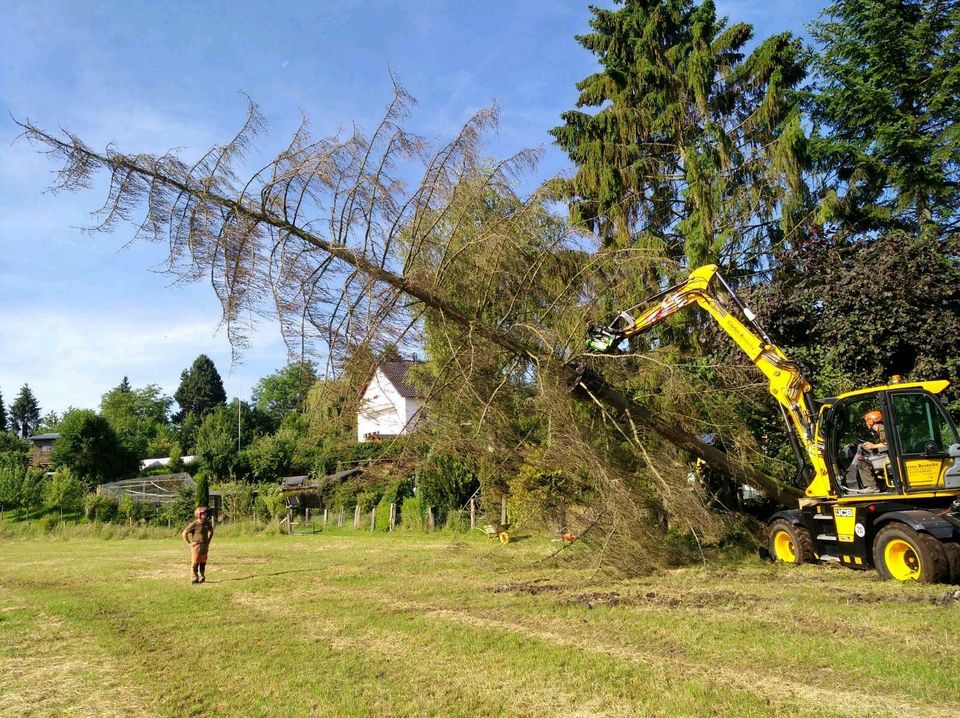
<box><xmin>810</xmin><ymin>0</ymin><xmax>960</xmax><ymax>233</ymax></box>
<box><xmin>174</xmin><ymin>355</ymin><xmax>227</xmax><ymax>419</ymax></box>
<box><xmin>9</xmin><ymin>385</ymin><xmax>41</xmax><ymax>438</ymax></box>
<box><xmin>0</xmin><ymin>389</ymin><xmax>7</xmax><ymax>433</ymax></box>
<box><xmin>551</xmin><ymin>0</ymin><xmax>809</xmax><ymax>273</ymax></box>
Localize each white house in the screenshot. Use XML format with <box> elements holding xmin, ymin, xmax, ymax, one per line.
<box><xmin>357</xmin><ymin>360</ymin><xmax>424</xmax><ymax>441</ymax></box>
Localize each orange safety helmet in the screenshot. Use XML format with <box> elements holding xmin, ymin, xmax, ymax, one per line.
<box><xmin>864</xmin><ymin>409</ymin><xmax>883</xmax><ymax>428</ymax></box>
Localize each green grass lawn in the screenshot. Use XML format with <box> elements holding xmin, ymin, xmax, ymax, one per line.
<box><xmin>1</xmin><ymin>529</ymin><xmax>958</xmax><ymax>717</ymax></box>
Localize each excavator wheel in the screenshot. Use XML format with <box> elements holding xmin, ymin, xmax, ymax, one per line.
<box><xmin>941</xmin><ymin>542</ymin><xmax>960</xmax><ymax>584</ymax></box>
<box><xmin>872</xmin><ymin>524</ymin><xmax>949</xmax><ymax>583</ymax></box>
<box><xmin>768</xmin><ymin>520</ymin><xmax>815</xmax><ymax>565</ymax></box>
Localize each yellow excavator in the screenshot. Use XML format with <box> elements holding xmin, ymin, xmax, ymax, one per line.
<box><xmin>587</xmin><ymin>264</ymin><xmax>960</xmax><ymax>583</ymax></box>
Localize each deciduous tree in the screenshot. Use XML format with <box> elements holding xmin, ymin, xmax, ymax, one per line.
<box><xmin>251</xmin><ymin>361</ymin><xmax>317</xmax><ymax>425</ymax></box>
<box><xmin>100</xmin><ymin>379</ymin><xmax>172</xmax><ymax>460</ymax></box>
<box><xmin>51</xmin><ymin>409</ymin><xmax>133</xmax><ymax>483</ymax></box>
<box><xmin>43</xmin><ymin>468</ymin><xmax>86</xmax><ymax>522</ymax></box>
<box><xmin>758</xmin><ymin>232</ymin><xmax>960</xmax><ymax>401</ymax></box>
<box><xmin>0</xmin><ymin>453</ymin><xmax>26</xmax><ymax>520</ymax></box>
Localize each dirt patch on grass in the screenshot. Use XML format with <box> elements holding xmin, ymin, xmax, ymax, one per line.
<box><xmin>493</xmin><ymin>579</ymin><xmax>562</xmax><ymax>595</ymax></box>
<box><xmin>568</xmin><ymin>591</ymin><xmax>623</xmax><ymax>607</ymax></box>
<box><xmin>563</xmin><ymin>587</ymin><xmax>761</xmax><ymax>610</ymax></box>
<box><xmin>830</xmin><ymin>586</ymin><xmax>960</xmax><ymax>605</ymax></box>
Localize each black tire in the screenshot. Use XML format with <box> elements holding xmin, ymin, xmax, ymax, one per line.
<box><xmin>872</xmin><ymin>524</ymin><xmax>949</xmax><ymax>583</ymax></box>
<box><xmin>941</xmin><ymin>542</ymin><xmax>960</xmax><ymax>585</ymax></box>
<box><xmin>768</xmin><ymin>519</ymin><xmax>815</xmax><ymax>565</ymax></box>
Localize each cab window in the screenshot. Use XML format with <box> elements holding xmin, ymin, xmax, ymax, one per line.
<box><xmin>890</xmin><ymin>392</ymin><xmax>957</xmax><ymax>455</ymax></box>
<box><xmin>831</xmin><ymin>394</ymin><xmax>882</xmax><ymax>465</ymax></box>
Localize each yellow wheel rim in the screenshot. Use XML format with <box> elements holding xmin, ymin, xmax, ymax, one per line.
<box><xmin>499</xmin><ymin>531</ymin><xmax>510</xmax><ymax>545</ymax></box>
<box><xmin>773</xmin><ymin>530</ymin><xmax>796</xmax><ymax>563</ymax></box>
<box><xmin>884</xmin><ymin>538</ymin><xmax>921</xmax><ymax>581</ymax></box>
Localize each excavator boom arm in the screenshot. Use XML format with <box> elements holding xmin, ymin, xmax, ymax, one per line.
<box><xmin>587</xmin><ymin>265</ymin><xmax>819</xmax><ymax>466</ymax></box>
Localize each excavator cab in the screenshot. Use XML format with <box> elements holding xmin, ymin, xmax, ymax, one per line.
<box><xmin>817</xmin><ymin>381</ymin><xmax>960</xmax><ymax>499</ymax></box>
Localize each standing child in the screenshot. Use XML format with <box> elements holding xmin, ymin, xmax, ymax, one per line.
<box><xmin>182</xmin><ymin>506</ymin><xmax>214</xmax><ymax>584</ymax></box>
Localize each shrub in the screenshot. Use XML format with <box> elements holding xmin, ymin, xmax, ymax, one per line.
<box><xmin>373</xmin><ymin>477</ymin><xmax>414</xmax><ymax>531</ymax></box>
<box><xmin>399</xmin><ymin>496</ymin><xmax>426</xmax><ymax>531</ymax></box>
<box><xmin>118</xmin><ymin>495</ymin><xmax>137</xmax><ymax>525</ymax></box>
<box><xmin>254</xmin><ymin>485</ymin><xmax>287</xmax><ymax>521</ymax></box>
<box><xmin>415</xmin><ymin>453</ymin><xmax>479</xmax><ymax>524</ymax></box>
<box><xmin>221</xmin><ymin>482</ymin><xmax>257</xmax><ymax>520</ymax></box>
<box><xmin>43</xmin><ymin>469</ymin><xmax>86</xmax><ymax>521</ymax></box>
<box><xmin>38</xmin><ymin>513</ymin><xmax>61</xmax><ymax>533</ymax></box>
<box><xmin>312</xmin><ymin>436</ymin><xmax>410</xmax><ymax>476</ymax></box>
<box><xmin>195</xmin><ymin>470</ymin><xmax>210</xmax><ymax>507</ymax></box>
<box><xmin>245</xmin><ymin>427</ymin><xmax>298</xmax><ymax>483</ymax></box>
<box><xmin>83</xmin><ymin>493</ymin><xmax>117</xmax><ymax>522</ymax></box>
<box><xmin>158</xmin><ymin>485</ymin><xmax>197</xmax><ymax>526</ymax></box>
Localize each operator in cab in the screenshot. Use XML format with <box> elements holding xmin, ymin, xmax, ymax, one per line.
<box><xmin>844</xmin><ymin>409</ymin><xmax>888</xmax><ymax>493</ymax></box>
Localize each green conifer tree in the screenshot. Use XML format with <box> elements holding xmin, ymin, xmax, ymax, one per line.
<box><xmin>811</xmin><ymin>0</ymin><xmax>960</xmax><ymax>233</ymax></box>
<box><xmin>551</xmin><ymin>0</ymin><xmax>809</xmax><ymax>272</ymax></box>
<box><xmin>174</xmin><ymin>355</ymin><xmax>227</xmax><ymax>419</ymax></box>
<box><xmin>10</xmin><ymin>385</ymin><xmax>41</xmax><ymax>438</ymax></box>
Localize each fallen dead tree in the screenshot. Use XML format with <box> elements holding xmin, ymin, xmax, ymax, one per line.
<box><xmin>18</xmin><ymin>91</ymin><xmax>803</xmax><ymax>508</ymax></box>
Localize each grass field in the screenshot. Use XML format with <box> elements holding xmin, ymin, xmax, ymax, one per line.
<box><xmin>1</xmin><ymin>529</ymin><xmax>958</xmax><ymax>718</ymax></box>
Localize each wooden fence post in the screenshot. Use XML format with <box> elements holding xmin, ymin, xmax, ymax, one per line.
<box><xmin>389</xmin><ymin>502</ymin><xmax>396</xmax><ymax>531</ymax></box>
<box><xmin>500</xmin><ymin>494</ymin><xmax>507</xmax><ymax>526</ymax></box>
<box><xmin>370</xmin><ymin>507</ymin><xmax>375</xmax><ymax>532</ymax></box>
<box><xmin>427</xmin><ymin>506</ymin><xmax>435</xmax><ymax>530</ymax></box>
<box><xmin>469</xmin><ymin>498</ymin><xmax>476</xmax><ymax>530</ymax></box>
<box><xmin>323</xmin><ymin>508</ymin><xmax>328</xmax><ymax>528</ymax></box>
<box><xmin>305</xmin><ymin>508</ymin><xmax>310</xmax><ymax>523</ymax></box>
<box><xmin>354</xmin><ymin>504</ymin><xmax>360</xmax><ymax>529</ymax></box>
<box><xmin>338</xmin><ymin>508</ymin><xmax>344</xmax><ymax>527</ymax></box>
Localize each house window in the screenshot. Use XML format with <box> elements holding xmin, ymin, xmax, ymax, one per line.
<box><xmin>40</xmin><ymin>445</ymin><xmax>52</xmax><ymax>453</ymax></box>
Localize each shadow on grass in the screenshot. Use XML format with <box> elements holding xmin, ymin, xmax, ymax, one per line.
<box><xmin>203</xmin><ymin>568</ymin><xmax>320</xmax><ymax>584</ymax></box>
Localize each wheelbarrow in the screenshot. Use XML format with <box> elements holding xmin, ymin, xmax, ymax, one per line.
<box><xmin>481</xmin><ymin>522</ymin><xmax>511</xmax><ymax>544</ymax></box>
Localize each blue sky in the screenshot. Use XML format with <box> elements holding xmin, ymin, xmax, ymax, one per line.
<box><xmin>0</xmin><ymin>0</ymin><xmax>827</xmax><ymax>416</ymax></box>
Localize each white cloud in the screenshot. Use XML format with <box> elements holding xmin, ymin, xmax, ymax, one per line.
<box><xmin>0</xmin><ymin>307</ymin><xmax>288</xmax><ymax>414</ymax></box>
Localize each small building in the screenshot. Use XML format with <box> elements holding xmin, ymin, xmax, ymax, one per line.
<box><xmin>357</xmin><ymin>360</ymin><xmax>425</xmax><ymax>442</ymax></box>
<box><xmin>280</xmin><ymin>468</ymin><xmax>364</xmax><ymax>512</ymax></box>
<box><xmin>26</xmin><ymin>433</ymin><xmax>59</xmax><ymax>468</ymax></box>
<box><xmin>139</xmin><ymin>455</ymin><xmax>197</xmax><ymax>471</ymax></box>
